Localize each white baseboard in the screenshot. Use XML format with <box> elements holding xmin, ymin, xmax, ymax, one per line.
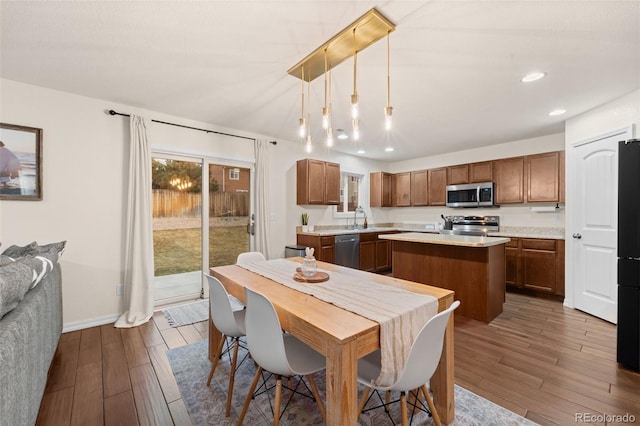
<box><xmin>62</xmin><ymin>313</ymin><xmax>120</xmax><ymax>333</ymax></box>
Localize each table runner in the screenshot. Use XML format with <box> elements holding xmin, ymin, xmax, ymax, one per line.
<box><xmin>237</xmin><ymin>258</ymin><xmax>438</xmax><ymax>387</ymax></box>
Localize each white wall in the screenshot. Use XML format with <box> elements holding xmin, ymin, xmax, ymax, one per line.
<box><xmin>0</xmin><ymin>78</ymin><xmax>384</xmax><ymax>329</ymax></box>
<box><xmin>564</xmin><ymin>89</ymin><xmax>640</xmax><ymax>307</ymax></box>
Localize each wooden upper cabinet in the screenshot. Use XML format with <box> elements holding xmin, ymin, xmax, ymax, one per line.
<box><xmin>428</xmin><ymin>167</ymin><xmax>447</xmax><ymax>206</ymax></box>
<box><xmin>324</xmin><ymin>161</ymin><xmax>340</xmax><ymax>205</ymax></box>
<box><xmin>446</xmin><ymin>164</ymin><xmax>469</xmax><ymax>185</ymax></box>
<box><xmin>370</xmin><ymin>172</ymin><xmax>393</xmax><ymax>207</ymax></box>
<box><xmin>392</xmin><ymin>172</ymin><xmax>411</xmax><ymax>207</ymax></box>
<box><xmin>469</xmin><ymin>161</ymin><xmax>493</xmax><ymax>183</ymax></box>
<box><xmin>296</xmin><ymin>158</ymin><xmax>339</xmax><ymax>205</ymax></box>
<box><xmin>494</xmin><ymin>157</ymin><xmax>525</xmax><ymax>204</ymax></box>
<box><xmin>411</xmin><ymin>170</ymin><xmax>429</xmax><ymax>206</ymax></box>
<box><xmin>526</xmin><ymin>152</ymin><xmax>560</xmax><ymax>203</ymax></box>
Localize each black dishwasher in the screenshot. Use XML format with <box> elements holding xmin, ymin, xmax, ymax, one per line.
<box><xmin>334</xmin><ymin>234</ymin><xmax>360</xmax><ymax>269</ymax></box>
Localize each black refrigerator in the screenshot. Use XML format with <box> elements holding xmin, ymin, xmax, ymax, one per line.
<box><xmin>617</xmin><ymin>138</ymin><xmax>640</xmax><ymax>372</ymax></box>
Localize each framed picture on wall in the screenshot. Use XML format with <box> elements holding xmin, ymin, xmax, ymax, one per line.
<box><xmin>0</xmin><ymin>122</ymin><xmax>43</xmax><ymax>200</ymax></box>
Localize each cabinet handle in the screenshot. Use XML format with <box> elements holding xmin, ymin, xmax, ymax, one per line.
<box><xmin>572</xmin><ymin>233</ymin><xmax>582</xmax><ymax>239</ymax></box>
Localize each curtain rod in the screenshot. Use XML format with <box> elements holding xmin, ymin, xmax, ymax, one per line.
<box><xmin>108</xmin><ymin>109</ymin><xmax>277</xmax><ymax>145</ymax></box>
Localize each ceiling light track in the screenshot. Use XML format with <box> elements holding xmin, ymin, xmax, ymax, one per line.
<box><xmin>287</xmin><ymin>8</ymin><xmax>395</xmax><ymax>82</ymax></box>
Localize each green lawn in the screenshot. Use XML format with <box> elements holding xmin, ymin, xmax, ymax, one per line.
<box><xmin>153</xmin><ymin>226</ymin><xmax>248</xmax><ymax>276</ymax></box>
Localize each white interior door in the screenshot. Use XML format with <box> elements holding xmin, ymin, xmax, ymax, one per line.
<box><xmin>571</xmin><ymin>128</ymin><xmax>631</xmax><ymax>323</ymax></box>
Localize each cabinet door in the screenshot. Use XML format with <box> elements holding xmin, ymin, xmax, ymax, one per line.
<box><xmin>325</xmin><ymin>162</ymin><xmax>341</xmax><ymax>204</ymax></box>
<box><xmin>494</xmin><ymin>157</ymin><xmax>524</xmax><ymax>204</ymax></box>
<box><xmin>470</xmin><ymin>161</ymin><xmax>493</xmax><ymax>183</ymax></box>
<box><xmin>428</xmin><ymin>168</ymin><xmax>447</xmax><ymax>206</ymax></box>
<box><xmin>527</xmin><ymin>152</ymin><xmax>559</xmax><ymax>202</ymax></box>
<box><xmin>296</xmin><ymin>159</ymin><xmax>325</xmax><ymax>205</ymax></box>
<box><xmin>521</xmin><ymin>239</ymin><xmax>556</xmax><ymax>293</ymax></box>
<box><xmin>319</xmin><ymin>236</ymin><xmax>335</xmax><ymax>263</ymax></box>
<box><xmin>392</xmin><ymin>172</ymin><xmax>411</xmax><ymax>207</ymax></box>
<box><xmin>447</xmin><ymin>164</ymin><xmax>469</xmax><ymax>185</ymax></box>
<box><xmin>411</xmin><ymin>170</ymin><xmax>429</xmax><ymax>206</ymax></box>
<box><xmin>505</xmin><ymin>238</ymin><xmax>521</xmax><ymax>287</ymax></box>
<box><xmin>370</xmin><ymin>172</ymin><xmax>393</xmax><ymax>207</ymax></box>
<box><xmin>359</xmin><ymin>241</ymin><xmax>375</xmax><ymax>272</ymax></box>
<box><xmin>375</xmin><ymin>239</ymin><xmax>391</xmax><ymax>271</ymax></box>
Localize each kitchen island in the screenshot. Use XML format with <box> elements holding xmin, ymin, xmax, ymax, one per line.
<box><xmin>379</xmin><ymin>232</ymin><xmax>510</xmax><ymax>323</ymax></box>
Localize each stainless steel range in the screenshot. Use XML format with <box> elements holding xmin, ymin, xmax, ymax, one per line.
<box><xmin>440</xmin><ymin>215</ymin><xmax>499</xmax><ymax>236</ymax></box>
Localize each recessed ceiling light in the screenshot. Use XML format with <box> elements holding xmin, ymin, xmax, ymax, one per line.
<box><xmin>357</xmin><ymin>150</ymin><xmax>365</xmax><ymax>154</ymax></box>
<box><xmin>548</xmin><ymin>109</ymin><xmax>566</xmax><ymax>116</ymax></box>
<box><xmin>521</xmin><ymin>72</ymin><xmax>546</xmax><ymax>83</ymax></box>
<box><xmin>336</xmin><ymin>129</ymin><xmax>349</xmax><ymax>140</ymax></box>
<box><xmin>385</xmin><ymin>147</ymin><xmax>394</xmax><ymax>152</ymax></box>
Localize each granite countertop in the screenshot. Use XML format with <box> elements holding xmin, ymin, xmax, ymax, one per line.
<box><xmin>298</xmin><ymin>225</ymin><xmax>564</xmax><ymax>240</ymax></box>
<box><xmin>379</xmin><ymin>232</ymin><xmax>511</xmax><ymax>248</ymax></box>
<box><xmin>488</xmin><ymin>226</ymin><xmax>565</xmax><ymax>240</ymax></box>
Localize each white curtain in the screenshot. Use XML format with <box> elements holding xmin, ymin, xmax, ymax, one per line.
<box><xmin>254</xmin><ymin>139</ymin><xmax>271</xmax><ymax>258</ymax></box>
<box><xmin>115</xmin><ymin>115</ymin><xmax>155</xmax><ymax>328</ymax></box>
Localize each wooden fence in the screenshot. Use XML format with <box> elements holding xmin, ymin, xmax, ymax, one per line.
<box><xmin>152</xmin><ymin>189</ymin><xmax>249</xmax><ymax>218</ymax></box>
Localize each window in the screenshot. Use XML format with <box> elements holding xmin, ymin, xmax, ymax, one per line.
<box><xmin>337</xmin><ymin>173</ymin><xmax>361</xmax><ymax>213</ymax></box>
<box><xmin>229</xmin><ymin>168</ymin><xmax>240</xmax><ymax>180</ymax></box>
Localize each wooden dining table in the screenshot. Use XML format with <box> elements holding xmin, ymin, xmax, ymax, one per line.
<box><xmin>209</xmin><ymin>258</ymin><xmax>456</xmax><ymax>425</ymax></box>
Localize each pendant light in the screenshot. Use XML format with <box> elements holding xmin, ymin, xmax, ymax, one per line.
<box><xmin>351</xmin><ymin>28</ymin><xmax>360</xmax><ymax>141</ymax></box>
<box><xmin>299</xmin><ymin>66</ymin><xmax>306</xmax><ymax>138</ymax></box>
<box><xmin>322</xmin><ymin>49</ymin><xmax>330</xmax><ymax>130</ymax></box>
<box><xmin>326</xmin><ymin>68</ymin><xmax>334</xmax><ymax>147</ymax></box>
<box><xmin>384</xmin><ymin>31</ymin><xmax>393</xmax><ymax>131</ymax></box>
<box><xmin>305</xmin><ymin>78</ymin><xmax>312</xmax><ymax>153</ymax></box>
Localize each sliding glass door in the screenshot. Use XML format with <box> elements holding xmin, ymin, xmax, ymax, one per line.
<box><xmin>207</xmin><ymin>163</ymin><xmax>251</xmax><ymax>269</ymax></box>
<box><xmin>152</xmin><ymin>155</ymin><xmax>203</xmax><ymax>302</ymax></box>
<box><xmin>151</xmin><ymin>153</ymin><xmax>254</xmax><ymax>304</ymax></box>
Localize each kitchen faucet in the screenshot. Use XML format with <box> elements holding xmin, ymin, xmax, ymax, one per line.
<box><xmin>353</xmin><ymin>206</ymin><xmax>367</xmax><ymax>229</ymax></box>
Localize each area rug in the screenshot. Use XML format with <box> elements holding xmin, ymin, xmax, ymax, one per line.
<box><xmin>163</xmin><ymin>300</ymin><xmax>209</xmax><ymax>327</ymax></box>
<box><xmin>167</xmin><ymin>339</ymin><xmax>538</xmax><ymax>425</ymax></box>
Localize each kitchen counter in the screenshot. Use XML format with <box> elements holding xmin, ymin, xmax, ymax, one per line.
<box><xmin>379</xmin><ymin>232</ymin><xmax>510</xmax><ymax>247</ymax></box>
<box><xmin>297</xmin><ymin>225</ymin><xmax>564</xmax><ymax>239</ymax></box>
<box><xmin>387</xmin><ymin>232</ymin><xmax>508</xmax><ymax>323</ymax></box>
<box><xmin>488</xmin><ymin>226</ymin><xmax>564</xmax><ymax>240</ymax></box>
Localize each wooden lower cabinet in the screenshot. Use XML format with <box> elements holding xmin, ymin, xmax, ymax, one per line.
<box><xmin>296</xmin><ymin>234</ymin><xmax>335</xmax><ymax>263</ymax></box>
<box><xmin>359</xmin><ymin>232</ymin><xmax>393</xmax><ymax>272</ymax></box>
<box><xmin>298</xmin><ymin>231</ymin><xmax>394</xmax><ymax>272</ymax></box>
<box><xmin>505</xmin><ymin>237</ymin><xmax>565</xmax><ymax>296</ymax></box>
<box><xmin>359</xmin><ymin>240</ymin><xmax>376</xmax><ymax>272</ymax></box>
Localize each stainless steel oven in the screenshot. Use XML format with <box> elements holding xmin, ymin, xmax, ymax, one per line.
<box><xmin>446</xmin><ymin>182</ymin><xmax>495</xmax><ymax>208</ymax></box>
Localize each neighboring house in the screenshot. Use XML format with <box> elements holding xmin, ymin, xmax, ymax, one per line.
<box><xmin>209</xmin><ymin>165</ymin><xmax>250</xmax><ymax>193</ymax></box>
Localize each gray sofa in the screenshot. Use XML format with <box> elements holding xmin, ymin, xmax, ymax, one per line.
<box><xmin>0</xmin><ymin>255</ymin><xmax>63</xmax><ymax>426</ymax></box>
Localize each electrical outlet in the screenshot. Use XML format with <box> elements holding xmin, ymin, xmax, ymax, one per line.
<box><xmin>116</xmin><ymin>284</ymin><xmax>124</xmax><ymax>296</ymax></box>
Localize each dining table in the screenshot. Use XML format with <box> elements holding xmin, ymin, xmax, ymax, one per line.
<box><xmin>209</xmin><ymin>258</ymin><xmax>456</xmax><ymax>425</ymax></box>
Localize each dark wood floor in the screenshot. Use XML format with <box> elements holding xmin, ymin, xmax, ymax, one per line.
<box><xmin>37</xmin><ymin>292</ymin><xmax>640</xmax><ymax>425</ymax></box>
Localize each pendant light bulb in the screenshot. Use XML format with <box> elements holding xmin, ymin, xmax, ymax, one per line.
<box><xmin>305</xmin><ymin>135</ymin><xmax>313</xmax><ymax>153</ymax></box>
<box><xmin>322</xmin><ymin>107</ymin><xmax>330</xmax><ymax>130</ymax></box>
<box><xmin>384</xmin><ymin>106</ymin><xmax>393</xmax><ymax>131</ymax></box>
<box><xmin>326</xmin><ymin>128</ymin><xmax>334</xmax><ymax>147</ymax></box>
<box><xmin>352</xmin><ymin>119</ymin><xmax>360</xmax><ymax>141</ymax></box>
<box><xmin>299</xmin><ymin>118</ymin><xmax>307</xmax><ymax>138</ymax></box>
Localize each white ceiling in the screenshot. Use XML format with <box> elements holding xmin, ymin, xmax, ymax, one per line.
<box><xmin>1</xmin><ymin>1</ymin><xmax>639</xmax><ymax>161</ymax></box>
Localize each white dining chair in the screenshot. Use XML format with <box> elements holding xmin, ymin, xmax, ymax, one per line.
<box><xmin>357</xmin><ymin>300</ymin><xmax>461</xmax><ymax>426</ymax></box>
<box><xmin>236</xmin><ymin>287</ymin><xmax>326</xmax><ymax>426</ymax></box>
<box><xmin>204</xmin><ymin>274</ymin><xmax>247</xmax><ymax>417</ymax></box>
<box><xmin>236</xmin><ymin>251</ymin><xmax>266</xmax><ymax>264</ymax></box>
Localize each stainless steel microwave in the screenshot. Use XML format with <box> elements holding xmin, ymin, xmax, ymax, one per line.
<box><xmin>446</xmin><ymin>182</ymin><xmax>495</xmax><ymax>208</ymax></box>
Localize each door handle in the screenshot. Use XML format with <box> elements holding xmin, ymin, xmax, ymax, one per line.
<box><xmin>572</xmin><ymin>233</ymin><xmax>582</xmax><ymax>239</ymax></box>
